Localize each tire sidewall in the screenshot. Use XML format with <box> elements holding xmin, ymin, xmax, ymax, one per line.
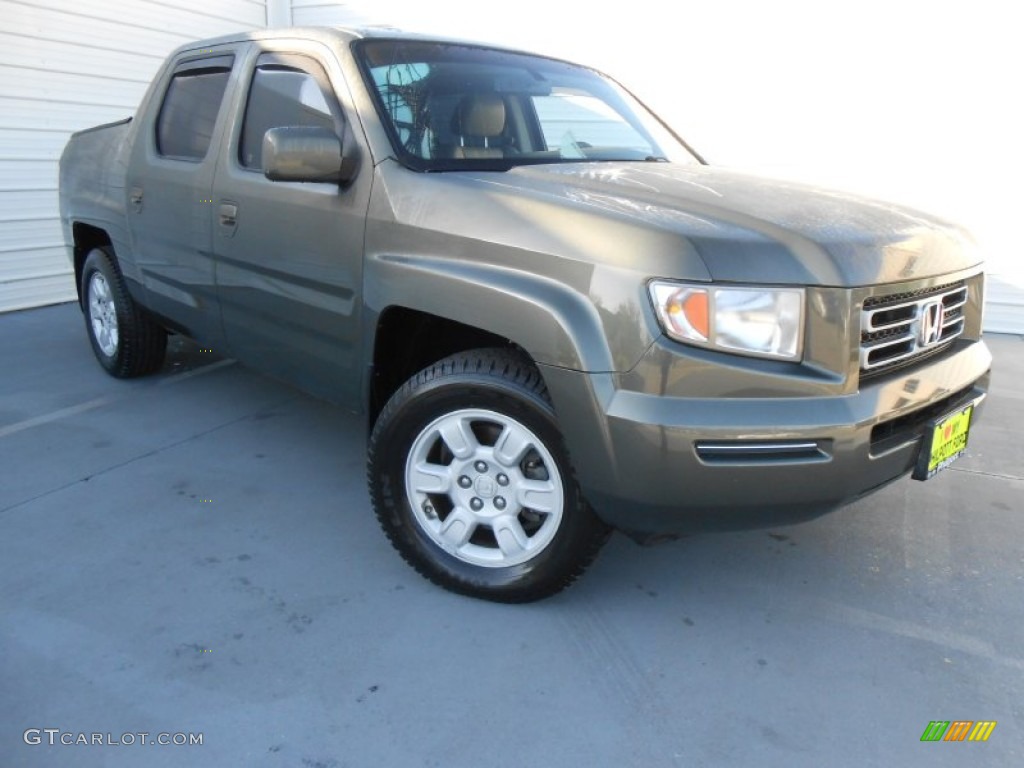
<box><xmin>81</xmin><ymin>249</ymin><xmax>124</xmax><ymax>374</ymax></box>
<box><xmin>372</xmin><ymin>372</ymin><xmax>593</xmax><ymax>599</ymax></box>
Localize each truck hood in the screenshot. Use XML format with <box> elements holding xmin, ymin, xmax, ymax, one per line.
<box><xmin>486</xmin><ymin>163</ymin><xmax>981</xmax><ymax>286</ymax></box>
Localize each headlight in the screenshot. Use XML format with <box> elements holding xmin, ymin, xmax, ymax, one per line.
<box><xmin>649</xmin><ymin>282</ymin><xmax>804</xmax><ymax>360</ymax></box>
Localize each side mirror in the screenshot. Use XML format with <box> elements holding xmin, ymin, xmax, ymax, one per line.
<box><xmin>262</xmin><ymin>126</ymin><xmax>345</xmax><ymax>183</ymax></box>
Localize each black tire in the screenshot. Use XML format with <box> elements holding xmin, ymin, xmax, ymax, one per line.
<box><xmin>81</xmin><ymin>247</ymin><xmax>166</xmax><ymax>378</ymax></box>
<box><xmin>368</xmin><ymin>348</ymin><xmax>610</xmax><ymax>603</ymax></box>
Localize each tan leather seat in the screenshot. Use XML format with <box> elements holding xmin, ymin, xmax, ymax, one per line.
<box><xmin>451</xmin><ymin>94</ymin><xmax>506</xmax><ymax>159</ymax></box>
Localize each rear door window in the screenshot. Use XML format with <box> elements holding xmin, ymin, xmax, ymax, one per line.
<box><xmin>156</xmin><ymin>57</ymin><xmax>234</xmax><ymax>161</ymax></box>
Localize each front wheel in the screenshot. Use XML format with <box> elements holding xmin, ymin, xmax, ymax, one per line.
<box><xmin>368</xmin><ymin>349</ymin><xmax>610</xmax><ymax>602</ymax></box>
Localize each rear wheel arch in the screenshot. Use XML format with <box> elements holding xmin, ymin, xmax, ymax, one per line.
<box><xmin>71</xmin><ymin>223</ymin><xmax>113</xmax><ymax>305</ymax></box>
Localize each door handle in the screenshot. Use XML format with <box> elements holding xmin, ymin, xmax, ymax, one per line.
<box><xmin>219</xmin><ymin>203</ymin><xmax>238</xmax><ymax>227</ymax></box>
<box><xmin>129</xmin><ymin>187</ymin><xmax>143</xmax><ymax>213</ymax></box>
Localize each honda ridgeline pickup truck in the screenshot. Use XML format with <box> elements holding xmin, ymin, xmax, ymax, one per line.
<box><xmin>59</xmin><ymin>27</ymin><xmax>992</xmax><ymax>601</ymax></box>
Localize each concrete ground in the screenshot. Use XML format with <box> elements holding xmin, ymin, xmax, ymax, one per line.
<box><xmin>1</xmin><ymin>303</ymin><xmax>1021</xmax><ymax>768</ymax></box>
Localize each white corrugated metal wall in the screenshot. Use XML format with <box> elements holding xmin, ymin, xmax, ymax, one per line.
<box><xmin>0</xmin><ymin>0</ymin><xmax>268</xmax><ymax>312</ymax></box>
<box><xmin>290</xmin><ymin>1</ymin><xmax>362</xmax><ymax>26</ymax></box>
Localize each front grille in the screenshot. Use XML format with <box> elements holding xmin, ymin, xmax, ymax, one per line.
<box><xmin>859</xmin><ymin>280</ymin><xmax>966</xmax><ymax>375</ymax></box>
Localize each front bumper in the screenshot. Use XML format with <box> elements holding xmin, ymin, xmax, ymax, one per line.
<box><xmin>540</xmin><ymin>338</ymin><xmax>992</xmax><ymax>535</ymax></box>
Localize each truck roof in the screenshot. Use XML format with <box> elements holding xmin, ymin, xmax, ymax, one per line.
<box><xmin>170</xmin><ymin>25</ymin><xmax>536</xmax><ymax>57</ymax></box>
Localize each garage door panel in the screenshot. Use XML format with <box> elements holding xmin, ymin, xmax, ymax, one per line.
<box><xmin>0</xmin><ymin>218</ymin><xmax>64</xmax><ymax>252</ymax></box>
<box><xmin>0</xmin><ymin>33</ymin><xmax>164</xmax><ymax>85</ymax></box>
<box><xmin>0</xmin><ymin>161</ymin><xmax>58</xmax><ymax>192</ymax></box>
<box><xmin>0</xmin><ymin>190</ymin><xmax>59</xmax><ymax>220</ymax></box>
<box><xmin>292</xmin><ymin>6</ymin><xmax>369</xmax><ymax>26</ymax></box>
<box><xmin>0</xmin><ymin>130</ymin><xmax>73</xmax><ymax>162</ymax></box>
<box><xmin>10</xmin><ymin>0</ymin><xmax>263</xmax><ymax>39</ymax></box>
<box><xmin>0</xmin><ymin>1</ymin><xmax>191</xmax><ymax>56</ymax></box>
<box><xmin>0</xmin><ymin>98</ymin><xmax>133</xmax><ymax>134</ymax></box>
<box><xmin>0</xmin><ymin>273</ymin><xmax>76</xmax><ymax>312</ymax></box>
<box><xmin>0</xmin><ymin>246</ymin><xmax>70</xmax><ymax>281</ymax></box>
<box><xmin>160</xmin><ymin>0</ymin><xmax>267</xmax><ymax>27</ymax></box>
<box><xmin>0</xmin><ymin>66</ymin><xmax>147</xmax><ymax>108</ymax></box>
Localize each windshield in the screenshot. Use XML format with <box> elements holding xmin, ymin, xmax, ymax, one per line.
<box><xmin>355</xmin><ymin>39</ymin><xmax>701</xmax><ymax>171</ymax></box>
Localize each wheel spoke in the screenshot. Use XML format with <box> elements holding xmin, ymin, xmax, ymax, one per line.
<box><xmin>516</xmin><ymin>479</ymin><xmax>559</xmax><ymax>514</ymax></box>
<box><xmin>439</xmin><ymin>508</ymin><xmax>476</xmax><ymax>548</ymax></box>
<box><xmin>410</xmin><ymin>461</ymin><xmax>451</xmax><ymax>494</ymax></box>
<box><xmin>438</xmin><ymin>417</ymin><xmax>477</xmax><ymax>460</ymax></box>
<box><xmin>493</xmin><ymin>515</ymin><xmax>530</xmax><ymax>557</ymax></box>
<box><xmin>492</xmin><ymin>423</ymin><xmax>533</xmax><ymax>467</ymax></box>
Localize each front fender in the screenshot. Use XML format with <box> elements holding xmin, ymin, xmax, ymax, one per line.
<box><xmin>361</xmin><ymin>160</ymin><xmax>687</xmax><ymax>375</ymax></box>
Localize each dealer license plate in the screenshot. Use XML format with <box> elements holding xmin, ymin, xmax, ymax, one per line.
<box><xmin>912</xmin><ymin>403</ymin><xmax>975</xmax><ymax>480</ymax></box>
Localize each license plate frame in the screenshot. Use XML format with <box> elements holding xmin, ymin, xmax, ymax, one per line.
<box><xmin>912</xmin><ymin>401</ymin><xmax>976</xmax><ymax>481</ymax></box>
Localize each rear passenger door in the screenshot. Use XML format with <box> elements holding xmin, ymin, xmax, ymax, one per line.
<box><xmin>211</xmin><ymin>45</ymin><xmax>371</xmax><ymax>407</ymax></box>
<box><xmin>126</xmin><ymin>49</ymin><xmax>239</xmax><ymax>343</ymax></box>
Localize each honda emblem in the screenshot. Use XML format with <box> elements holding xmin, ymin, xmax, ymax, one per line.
<box><xmin>919</xmin><ymin>300</ymin><xmax>943</xmax><ymax>347</ymax></box>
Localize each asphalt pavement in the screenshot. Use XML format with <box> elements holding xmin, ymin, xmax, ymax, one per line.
<box><xmin>2</xmin><ymin>302</ymin><xmax>1021</xmax><ymax>767</ymax></box>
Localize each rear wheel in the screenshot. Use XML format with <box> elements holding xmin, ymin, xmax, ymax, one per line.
<box><xmin>368</xmin><ymin>349</ymin><xmax>609</xmax><ymax>602</ymax></box>
<box><xmin>81</xmin><ymin>247</ymin><xmax>166</xmax><ymax>378</ymax></box>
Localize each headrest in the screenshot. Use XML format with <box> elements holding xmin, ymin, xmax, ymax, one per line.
<box><xmin>455</xmin><ymin>94</ymin><xmax>505</xmax><ymax>138</ymax></box>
